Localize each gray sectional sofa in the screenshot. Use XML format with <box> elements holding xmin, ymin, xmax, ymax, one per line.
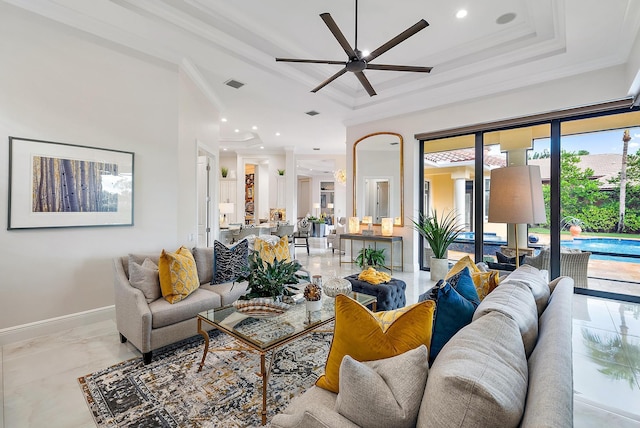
<box><xmin>113</xmin><ymin>247</ymin><xmax>248</xmax><ymax>364</ymax></box>
<box><xmin>272</xmin><ymin>264</ymin><xmax>574</xmax><ymax>427</ymax></box>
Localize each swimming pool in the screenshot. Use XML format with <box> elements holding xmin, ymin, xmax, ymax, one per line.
<box><xmin>560</xmin><ymin>238</ymin><xmax>640</xmax><ymax>259</ymax></box>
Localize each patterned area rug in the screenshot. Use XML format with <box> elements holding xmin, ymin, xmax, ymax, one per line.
<box><xmin>78</xmin><ymin>326</ymin><xmax>333</xmax><ymax>427</ymax></box>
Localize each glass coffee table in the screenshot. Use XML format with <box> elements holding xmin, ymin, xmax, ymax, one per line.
<box><xmin>196</xmin><ymin>293</ymin><xmax>377</xmax><ymax>425</ymax></box>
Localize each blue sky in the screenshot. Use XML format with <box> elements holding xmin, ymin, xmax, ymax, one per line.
<box><xmin>532</xmin><ymin>127</ymin><xmax>640</xmax><ymax>155</ymax></box>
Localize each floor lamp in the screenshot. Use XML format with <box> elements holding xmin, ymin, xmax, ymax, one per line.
<box><xmin>488</xmin><ymin>165</ymin><xmax>546</xmax><ymax>268</ymax></box>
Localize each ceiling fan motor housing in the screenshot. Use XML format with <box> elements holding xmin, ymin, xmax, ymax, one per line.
<box><xmin>346</xmin><ymin>59</ymin><xmax>367</xmax><ymax>72</ymax></box>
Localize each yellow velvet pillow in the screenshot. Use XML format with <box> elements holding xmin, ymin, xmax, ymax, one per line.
<box><xmin>255</xmin><ymin>235</ymin><xmax>291</xmax><ymax>264</ymax></box>
<box><xmin>316</xmin><ymin>295</ymin><xmax>435</xmax><ymax>393</ymax></box>
<box><xmin>446</xmin><ymin>255</ymin><xmax>480</xmax><ymax>278</ymax></box>
<box><xmin>445</xmin><ymin>255</ymin><xmax>500</xmax><ymax>300</ymax></box>
<box><xmin>158</xmin><ymin>246</ymin><xmax>200</xmax><ymax>304</ymax></box>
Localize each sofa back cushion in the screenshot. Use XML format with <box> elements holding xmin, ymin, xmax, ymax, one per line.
<box><xmin>128</xmin><ymin>256</ymin><xmax>161</xmax><ymax>303</ymax></box>
<box><xmin>418</xmin><ymin>311</ymin><xmax>528</xmax><ymax>427</ymax></box>
<box><xmin>191</xmin><ymin>247</ymin><xmax>214</xmax><ymax>284</ymax></box>
<box><xmin>501</xmin><ymin>264</ymin><xmax>550</xmax><ymax>315</ymax></box>
<box><xmin>472</xmin><ymin>280</ymin><xmax>539</xmax><ymax>357</ymax></box>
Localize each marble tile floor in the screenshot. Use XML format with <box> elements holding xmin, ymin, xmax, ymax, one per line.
<box><xmin>1</xmin><ymin>241</ymin><xmax>639</xmax><ymax>427</ymax></box>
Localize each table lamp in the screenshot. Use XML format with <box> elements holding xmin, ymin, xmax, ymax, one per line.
<box><xmin>362</xmin><ymin>216</ymin><xmax>373</xmax><ymax>236</ymax></box>
<box><xmin>488</xmin><ymin>165</ymin><xmax>546</xmax><ymax>268</ymax></box>
<box><xmin>381</xmin><ymin>218</ymin><xmax>394</xmax><ymax>236</ymax></box>
<box><xmin>219</xmin><ymin>203</ymin><xmax>234</xmax><ymax>228</ymax></box>
<box><xmin>349</xmin><ymin>217</ymin><xmax>360</xmax><ymax>234</ymax></box>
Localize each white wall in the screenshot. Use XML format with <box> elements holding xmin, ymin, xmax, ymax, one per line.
<box><xmin>347</xmin><ymin>65</ymin><xmax>633</xmax><ymax>271</ymax></box>
<box><xmin>0</xmin><ymin>3</ymin><xmax>213</xmax><ymax>329</ymax></box>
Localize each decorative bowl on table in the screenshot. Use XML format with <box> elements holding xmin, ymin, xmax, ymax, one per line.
<box><xmin>232</xmin><ymin>297</ymin><xmax>290</xmax><ymax>318</ymax></box>
<box><xmin>322</xmin><ymin>277</ymin><xmax>352</xmax><ymax>298</ymax></box>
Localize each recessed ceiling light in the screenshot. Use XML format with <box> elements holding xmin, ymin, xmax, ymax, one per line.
<box><xmin>456</xmin><ymin>9</ymin><xmax>467</xmax><ymax>19</ymax></box>
<box><xmin>223</xmin><ymin>148</ymin><xmax>228</xmax><ymax>151</ymax></box>
<box><xmin>260</xmin><ymin>146</ymin><xmax>264</xmax><ymax>149</ymax></box>
<box><xmin>275</xmin><ymin>132</ymin><xmax>281</xmax><ymax>136</ymax></box>
<box><xmin>234</xmin><ymin>129</ymin><xmax>239</xmax><ymax>133</ymax></box>
<box><xmin>221</xmin><ymin>117</ymin><xmax>228</xmax><ymax>122</ymax></box>
<box><xmin>252</xmin><ymin>125</ymin><xmax>258</xmax><ymax>130</ymax></box>
<box><xmin>496</xmin><ymin>12</ymin><xmax>516</xmax><ymax>25</ymax></box>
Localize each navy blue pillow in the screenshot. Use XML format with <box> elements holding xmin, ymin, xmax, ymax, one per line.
<box><xmin>445</xmin><ymin>266</ymin><xmax>481</xmax><ymax>307</ymax></box>
<box><xmin>496</xmin><ymin>251</ymin><xmax>525</xmax><ymax>265</ymax></box>
<box><xmin>212</xmin><ymin>240</ymin><xmax>248</xmax><ymax>285</ymax></box>
<box><xmin>428</xmin><ymin>279</ymin><xmax>477</xmax><ymax>363</ymax></box>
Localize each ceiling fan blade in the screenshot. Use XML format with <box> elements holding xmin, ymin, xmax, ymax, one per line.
<box><xmin>320</xmin><ymin>13</ymin><xmax>357</xmax><ymax>58</ymax></box>
<box><xmin>276</xmin><ymin>58</ymin><xmax>347</xmax><ymax>65</ymax></box>
<box><xmin>354</xmin><ymin>71</ymin><xmax>377</xmax><ymax>97</ymax></box>
<box><xmin>366</xmin><ymin>64</ymin><xmax>433</xmax><ymax>73</ymax></box>
<box><xmin>368</xmin><ymin>19</ymin><xmax>429</xmax><ymax>61</ymax></box>
<box><xmin>311</xmin><ymin>68</ymin><xmax>348</xmax><ymax>93</ymax></box>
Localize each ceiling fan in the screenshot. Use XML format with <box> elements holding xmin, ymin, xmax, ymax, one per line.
<box><xmin>275</xmin><ymin>0</ymin><xmax>432</xmax><ymax>97</ymax></box>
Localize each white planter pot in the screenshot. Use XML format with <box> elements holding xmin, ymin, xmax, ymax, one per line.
<box><xmin>306</xmin><ymin>299</ymin><xmax>322</xmax><ymax>313</ymax></box>
<box><xmin>430</xmin><ymin>257</ymin><xmax>449</xmax><ymax>281</ymax></box>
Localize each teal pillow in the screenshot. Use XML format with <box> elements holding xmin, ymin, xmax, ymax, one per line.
<box><xmin>446</xmin><ymin>266</ymin><xmax>481</xmax><ymax>307</ymax></box>
<box><xmin>426</xmin><ymin>279</ymin><xmax>477</xmax><ymax>364</ymax></box>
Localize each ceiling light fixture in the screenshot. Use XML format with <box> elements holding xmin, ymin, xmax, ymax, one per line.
<box><xmin>260</xmin><ymin>146</ymin><xmax>264</xmax><ymax>149</ymax></box>
<box><xmin>234</xmin><ymin>129</ymin><xmax>240</xmax><ymax>133</ymax></box>
<box><xmin>275</xmin><ymin>132</ymin><xmax>281</xmax><ymax>136</ymax></box>
<box><xmin>456</xmin><ymin>9</ymin><xmax>468</xmax><ymax>19</ymax></box>
<box><xmin>252</xmin><ymin>125</ymin><xmax>258</xmax><ymax>130</ymax></box>
<box><xmin>221</xmin><ymin>118</ymin><xmax>228</xmax><ymax>122</ymax></box>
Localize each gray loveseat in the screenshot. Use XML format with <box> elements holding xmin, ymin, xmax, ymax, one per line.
<box><xmin>272</xmin><ymin>264</ymin><xmax>574</xmax><ymax>427</ymax></box>
<box><xmin>113</xmin><ymin>247</ymin><xmax>248</xmax><ymax>364</ymax></box>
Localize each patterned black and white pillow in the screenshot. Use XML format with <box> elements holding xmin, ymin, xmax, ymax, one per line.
<box><xmin>212</xmin><ymin>240</ymin><xmax>248</xmax><ymax>285</ymax></box>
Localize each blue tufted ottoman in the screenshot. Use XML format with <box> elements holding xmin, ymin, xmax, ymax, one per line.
<box><xmin>344</xmin><ymin>274</ymin><xmax>406</xmax><ymax>311</ymax></box>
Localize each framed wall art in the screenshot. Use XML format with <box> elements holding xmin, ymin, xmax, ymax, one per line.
<box><xmin>8</xmin><ymin>137</ymin><xmax>134</xmax><ymax>229</ymax></box>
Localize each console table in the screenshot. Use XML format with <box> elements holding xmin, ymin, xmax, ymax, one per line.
<box><xmin>339</xmin><ymin>233</ymin><xmax>403</xmax><ymax>273</ymax></box>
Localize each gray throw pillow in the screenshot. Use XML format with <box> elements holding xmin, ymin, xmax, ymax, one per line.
<box><xmin>417</xmin><ymin>311</ymin><xmax>528</xmax><ymax>428</ymax></box>
<box><xmin>335</xmin><ymin>345</ymin><xmax>429</xmax><ymax>428</ymax></box>
<box><xmin>128</xmin><ymin>257</ymin><xmax>161</xmax><ymax>303</ymax></box>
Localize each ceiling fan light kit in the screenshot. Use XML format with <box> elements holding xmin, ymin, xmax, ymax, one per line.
<box><xmin>275</xmin><ymin>0</ymin><xmax>432</xmax><ymax>96</ymax></box>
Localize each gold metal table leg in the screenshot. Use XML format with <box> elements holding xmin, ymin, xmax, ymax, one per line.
<box><xmin>260</xmin><ymin>352</ymin><xmax>267</xmax><ymax>425</ymax></box>
<box><xmin>197</xmin><ymin>317</ymin><xmax>210</xmax><ymax>373</ymax></box>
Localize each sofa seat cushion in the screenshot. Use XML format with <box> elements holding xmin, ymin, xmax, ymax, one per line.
<box><xmin>336</xmin><ymin>345</ymin><xmax>429</xmax><ymax>428</ymax></box>
<box><xmin>316</xmin><ymin>295</ymin><xmax>435</xmax><ymax>393</ymax></box>
<box><xmin>199</xmin><ymin>280</ymin><xmax>249</xmax><ymax>306</ymax></box>
<box><xmin>501</xmin><ymin>264</ymin><xmax>550</xmax><ymax>315</ymax></box>
<box><xmin>473</xmin><ymin>280</ymin><xmax>539</xmax><ymax>357</ymax></box>
<box><xmin>148</xmin><ymin>288</ymin><xmax>221</xmax><ymax>329</ymax></box>
<box><xmin>418</xmin><ymin>311</ymin><xmax>528</xmax><ymax>428</ymax></box>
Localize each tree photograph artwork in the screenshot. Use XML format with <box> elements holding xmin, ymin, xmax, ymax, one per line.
<box><xmin>32</xmin><ymin>156</ymin><xmax>120</xmax><ymax>213</ymax></box>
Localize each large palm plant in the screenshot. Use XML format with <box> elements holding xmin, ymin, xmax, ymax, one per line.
<box><xmin>411</xmin><ymin>210</ymin><xmax>464</xmax><ymax>259</ymax></box>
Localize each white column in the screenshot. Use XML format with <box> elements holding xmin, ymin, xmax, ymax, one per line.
<box><xmin>453</xmin><ymin>178</ymin><xmax>466</xmax><ymax>227</ymax></box>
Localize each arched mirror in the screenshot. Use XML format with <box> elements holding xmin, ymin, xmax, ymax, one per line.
<box><xmin>353</xmin><ymin>132</ymin><xmax>404</xmax><ymax>226</ymax></box>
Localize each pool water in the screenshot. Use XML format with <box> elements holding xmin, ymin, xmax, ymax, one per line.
<box><xmin>561</xmin><ymin>238</ymin><xmax>640</xmax><ymax>258</ymax></box>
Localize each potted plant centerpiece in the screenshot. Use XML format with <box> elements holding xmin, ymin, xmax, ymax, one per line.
<box><xmin>355</xmin><ymin>247</ymin><xmax>386</xmax><ymax>270</ymax></box>
<box><xmin>562</xmin><ymin>216</ymin><xmax>585</xmax><ymax>237</ymax></box>
<box><xmin>233</xmin><ymin>252</ymin><xmax>303</xmax><ymax>317</ymax></box>
<box><xmin>412</xmin><ymin>210</ymin><xmax>464</xmax><ymax>280</ymax></box>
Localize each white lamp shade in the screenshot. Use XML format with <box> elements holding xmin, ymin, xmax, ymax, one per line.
<box><xmin>381</xmin><ymin>218</ymin><xmax>393</xmax><ymax>236</ymax></box>
<box><xmin>488</xmin><ymin>165</ymin><xmax>546</xmax><ymax>224</ymax></box>
<box><xmin>362</xmin><ymin>216</ymin><xmax>373</xmax><ymax>224</ymax></box>
<box><xmin>327</xmin><ymin>203</ymin><xmax>334</xmax><ymax>209</ymax></box>
<box><xmin>313</xmin><ymin>203</ymin><xmax>320</xmax><ymax>209</ymax></box>
<box><xmin>349</xmin><ymin>217</ymin><xmax>360</xmax><ymax>233</ymax></box>
<box><xmin>219</xmin><ymin>203</ymin><xmax>234</xmax><ymax>214</ymax></box>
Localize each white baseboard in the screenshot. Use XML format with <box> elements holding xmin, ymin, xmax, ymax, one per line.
<box><xmin>0</xmin><ymin>306</ymin><xmax>115</xmax><ymax>346</ymax></box>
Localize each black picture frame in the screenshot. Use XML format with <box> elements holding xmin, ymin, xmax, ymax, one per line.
<box><xmin>8</xmin><ymin>137</ymin><xmax>134</xmax><ymax>229</ymax></box>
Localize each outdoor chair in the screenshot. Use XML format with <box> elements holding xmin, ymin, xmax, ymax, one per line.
<box><xmin>524</xmin><ymin>248</ymin><xmax>592</xmax><ymax>288</ymax></box>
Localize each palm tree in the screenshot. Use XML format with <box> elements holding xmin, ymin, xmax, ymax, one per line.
<box><xmin>617</xmin><ymin>129</ymin><xmax>631</xmax><ymax>232</ymax></box>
